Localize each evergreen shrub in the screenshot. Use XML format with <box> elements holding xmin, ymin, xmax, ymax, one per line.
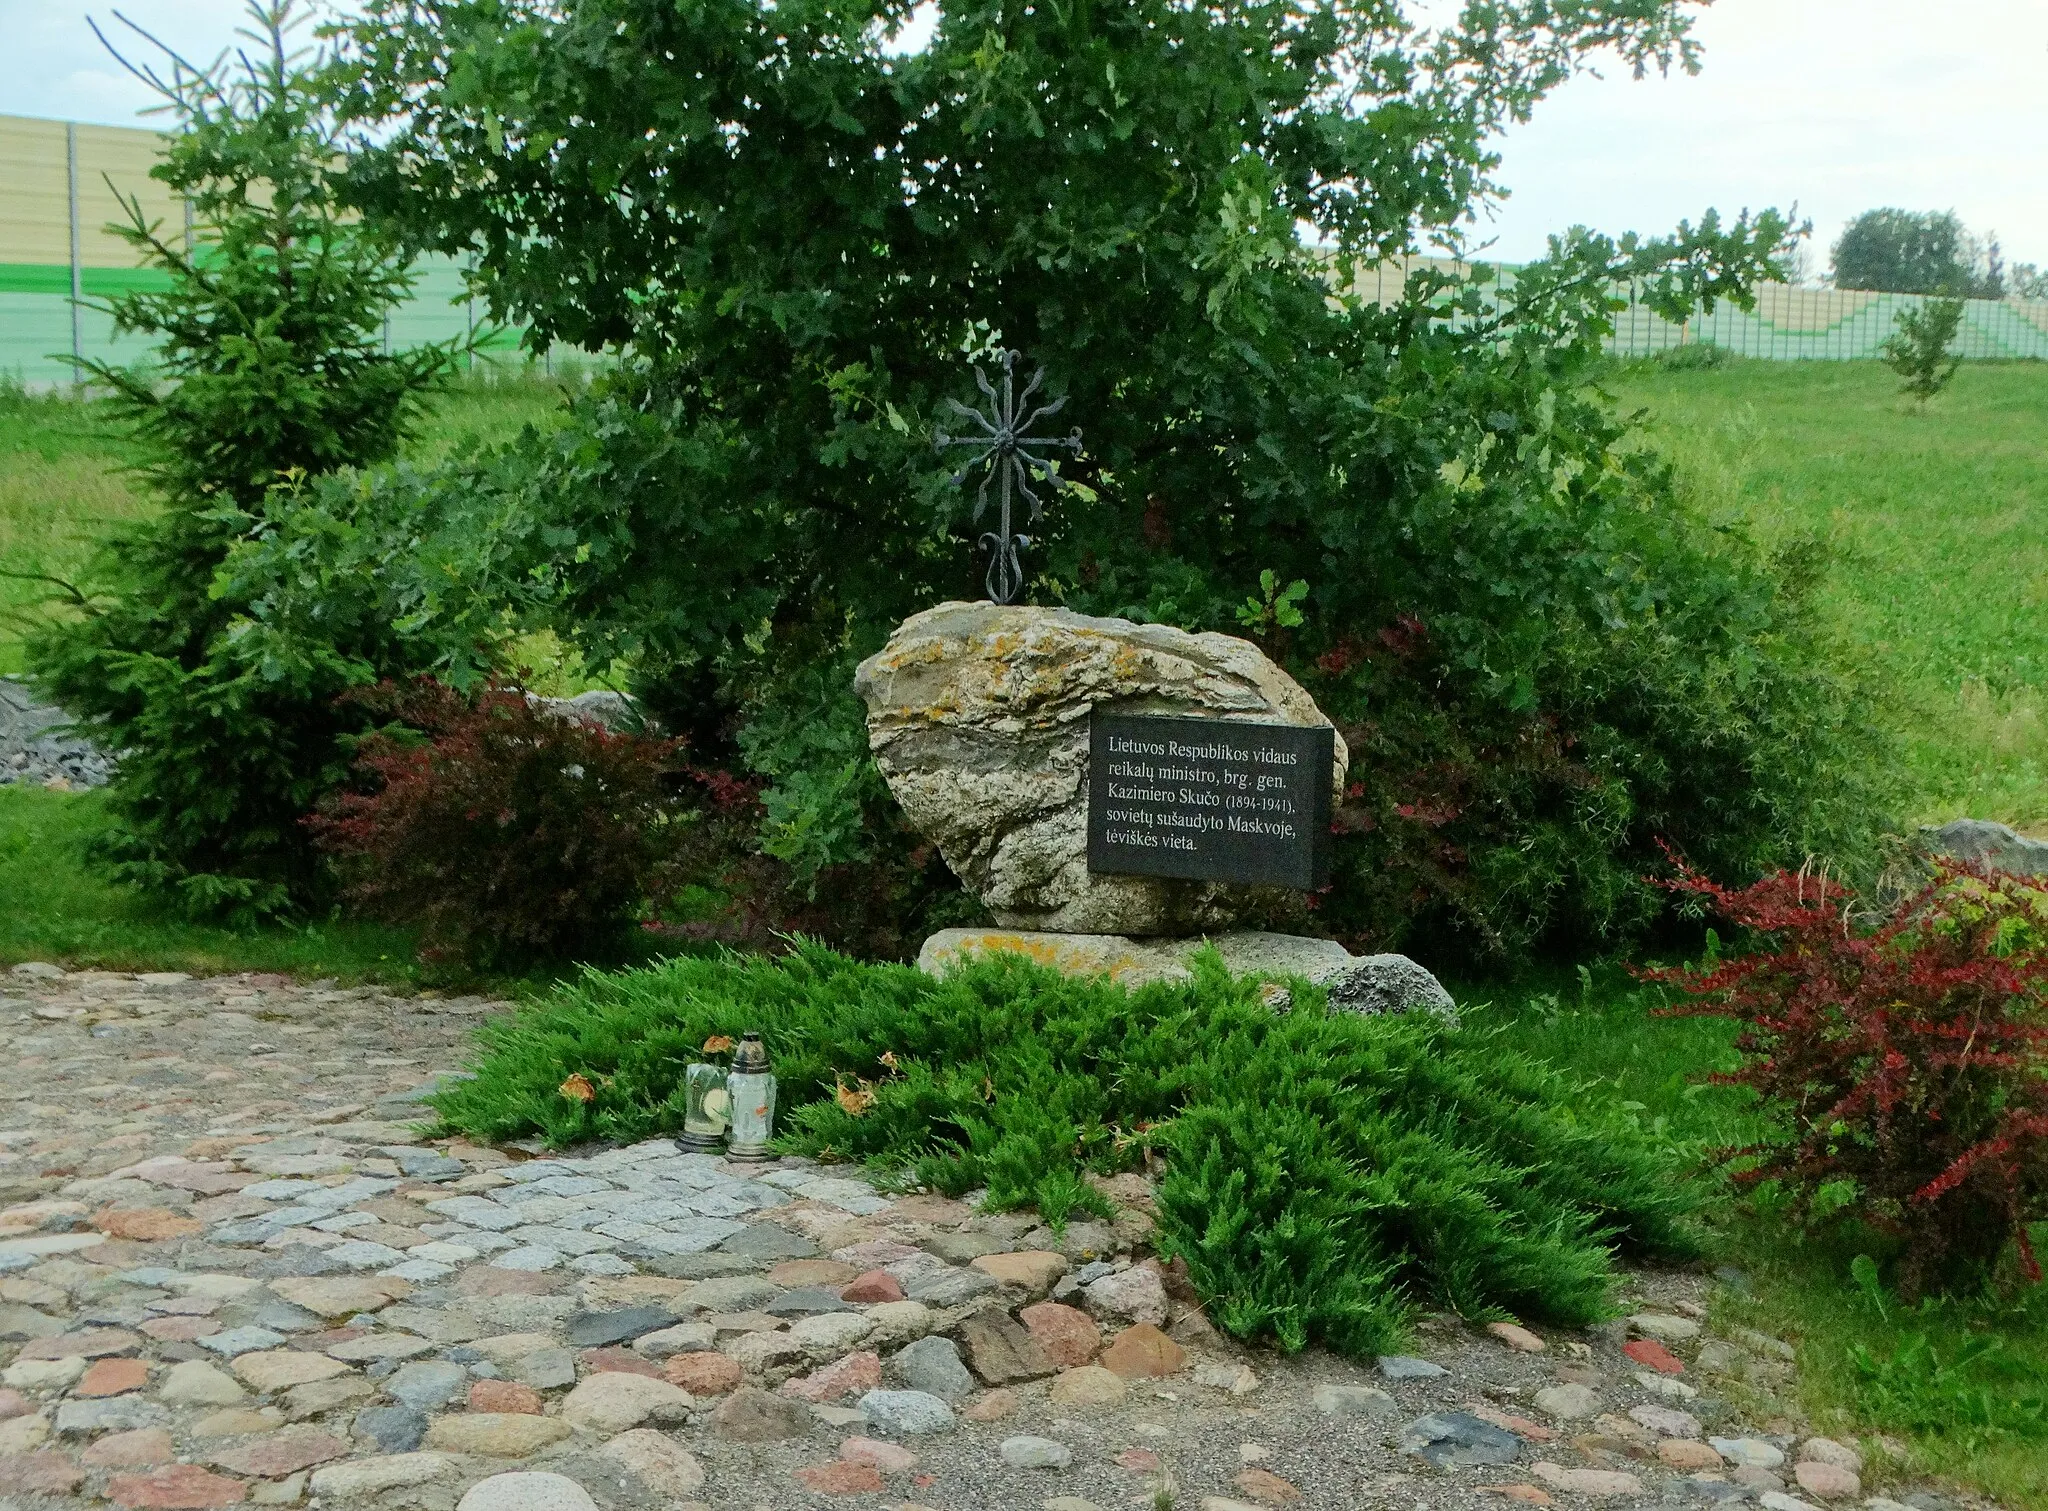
<box><xmin>26</xmin><ymin>2</ymin><xmax>455</xmax><ymax>921</ymax></box>
<box><xmin>431</xmin><ymin>947</ymin><xmax>1700</xmax><ymax>1353</ymax></box>
<box><xmin>1651</xmin><ymin>341</ymin><xmax>1736</xmax><ymax>370</ymax></box>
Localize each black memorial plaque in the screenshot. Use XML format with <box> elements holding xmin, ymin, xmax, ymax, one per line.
<box><xmin>1087</xmin><ymin>713</ymin><xmax>1334</xmax><ymax>889</ymax></box>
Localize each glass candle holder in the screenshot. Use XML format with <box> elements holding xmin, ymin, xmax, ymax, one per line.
<box><xmin>676</xmin><ymin>1062</ymin><xmax>730</xmax><ymax>1152</ymax></box>
<box><xmin>724</xmin><ymin>1031</ymin><xmax>777</xmax><ymax>1163</ymax></box>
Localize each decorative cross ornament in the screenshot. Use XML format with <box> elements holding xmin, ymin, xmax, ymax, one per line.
<box><xmin>935</xmin><ymin>349</ymin><xmax>1083</xmax><ymax>604</ymax></box>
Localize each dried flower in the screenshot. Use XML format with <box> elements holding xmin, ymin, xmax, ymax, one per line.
<box><xmin>702</xmin><ymin>1035</ymin><xmax>736</xmax><ymax>1054</ymax></box>
<box><xmin>558</xmin><ymin>1072</ymin><xmax>597</xmax><ymax>1103</ymax></box>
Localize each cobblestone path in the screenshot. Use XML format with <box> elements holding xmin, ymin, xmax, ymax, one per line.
<box><xmin>0</xmin><ymin>966</ymin><xmax>1980</xmax><ymax>1511</ymax></box>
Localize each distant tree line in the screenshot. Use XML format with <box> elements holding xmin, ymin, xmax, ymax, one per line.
<box><xmin>1832</xmin><ymin>208</ymin><xmax>2042</xmax><ymax>300</ymax></box>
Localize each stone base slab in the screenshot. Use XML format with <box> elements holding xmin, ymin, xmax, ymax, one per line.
<box><xmin>917</xmin><ymin>928</ymin><xmax>1356</xmax><ymax>988</ymax></box>
<box><xmin>917</xmin><ymin>928</ymin><xmax>1458</xmax><ymax>1022</ymax></box>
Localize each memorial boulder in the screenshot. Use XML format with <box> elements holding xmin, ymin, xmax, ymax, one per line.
<box><xmin>854</xmin><ymin>601</ymin><xmax>1346</xmax><ymax>935</ymax></box>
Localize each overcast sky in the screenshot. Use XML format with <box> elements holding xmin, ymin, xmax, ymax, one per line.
<box><xmin>3</xmin><ymin>0</ymin><xmax>2042</xmax><ymax>276</ymax></box>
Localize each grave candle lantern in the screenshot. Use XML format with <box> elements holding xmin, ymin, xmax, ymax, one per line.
<box><xmin>724</xmin><ymin>1031</ymin><xmax>777</xmax><ymax>1163</ymax></box>
<box><xmin>677</xmin><ymin>1061</ymin><xmax>730</xmax><ymax>1152</ymax></box>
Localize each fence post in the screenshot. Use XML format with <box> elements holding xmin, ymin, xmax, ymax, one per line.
<box><xmin>66</xmin><ymin>121</ymin><xmax>82</xmax><ymax>379</ymax></box>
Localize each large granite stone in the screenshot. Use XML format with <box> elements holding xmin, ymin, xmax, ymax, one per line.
<box><xmin>1922</xmin><ymin>819</ymin><xmax>2048</xmax><ymax>877</ymax></box>
<box><xmin>855</xmin><ymin>602</ymin><xmax>1347</xmax><ymax>935</ymax></box>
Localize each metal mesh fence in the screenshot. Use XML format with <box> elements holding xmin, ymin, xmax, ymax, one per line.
<box><xmin>1</xmin><ymin>260</ymin><xmax>528</xmax><ymax>388</ymax></box>
<box><xmin>1349</xmin><ymin>256</ymin><xmax>2048</xmax><ymax>362</ymax></box>
<box><xmin>8</xmin><ymin>112</ymin><xmax>2047</xmax><ymax>378</ymax></box>
<box><xmin>1604</xmin><ymin>279</ymin><xmax>2048</xmax><ymax>361</ymax></box>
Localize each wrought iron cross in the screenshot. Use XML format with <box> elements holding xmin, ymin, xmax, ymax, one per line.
<box><xmin>935</xmin><ymin>350</ymin><xmax>1083</xmax><ymax>604</ymax></box>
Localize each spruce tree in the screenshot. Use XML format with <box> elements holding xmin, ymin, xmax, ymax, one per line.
<box><xmin>30</xmin><ymin>1</ymin><xmax>453</xmax><ymax>920</ymax></box>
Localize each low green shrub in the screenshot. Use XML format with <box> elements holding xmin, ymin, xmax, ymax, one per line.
<box><xmin>1651</xmin><ymin>341</ymin><xmax>1737</xmax><ymax>371</ymax></box>
<box><xmin>431</xmin><ymin>946</ymin><xmax>1700</xmax><ymax>1355</ymax></box>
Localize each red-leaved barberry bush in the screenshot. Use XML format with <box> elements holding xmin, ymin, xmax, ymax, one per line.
<box><xmin>308</xmin><ymin>679</ymin><xmax>685</xmax><ymax>967</ymax></box>
<box><xmin>1648</xmin><ymin>858</ymin><xmax>2048</xmax><ymax>1297</ymax></box>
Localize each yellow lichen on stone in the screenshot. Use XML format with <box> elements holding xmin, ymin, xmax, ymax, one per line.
<box><xmin>923</xmin><ymin>930</ymin><xmax>1164</xmax><ymax>983</ymax></box>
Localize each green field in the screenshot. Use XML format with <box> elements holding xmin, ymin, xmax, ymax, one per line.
<box><xmin>10</xmin><ymin>358</ymin><xmax>2044</xmax><ymax>811</ymax></box>
<box><xmin>0</xmin><ymin>383</ymin><xmax>148</xmax><ymax>677</ymax></box>
<box><xmin>1608</xmin><ymin>358</ymin><xmax>2048</xmax><ymax>831</ymax></box>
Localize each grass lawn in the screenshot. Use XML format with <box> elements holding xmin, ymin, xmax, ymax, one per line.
<box><xmin>0</xmin><ymin>784</ymin><xmax>692</xmax><ymax>989</ymax></box>
<box><xmin>1607</xmin><ymin>358</ymin><xmax>2048</xmax><ymax>831</ymax></box>
<box><xmin>0</xmin><ymin>785</ymin><xmax>425</xmax><ymax>981</ymax></box>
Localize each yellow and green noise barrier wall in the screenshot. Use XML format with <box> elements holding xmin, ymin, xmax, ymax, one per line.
<box><xmin>1</xmin><ymin>112</ymin><xmax>520</xmax><ymax>387</ymax></box>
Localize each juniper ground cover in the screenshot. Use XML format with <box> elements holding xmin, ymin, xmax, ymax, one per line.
<box><xmin>429</xmin><ymin>944</ymin><xmax>1701</xmax><ymax>1359</ymax></box>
